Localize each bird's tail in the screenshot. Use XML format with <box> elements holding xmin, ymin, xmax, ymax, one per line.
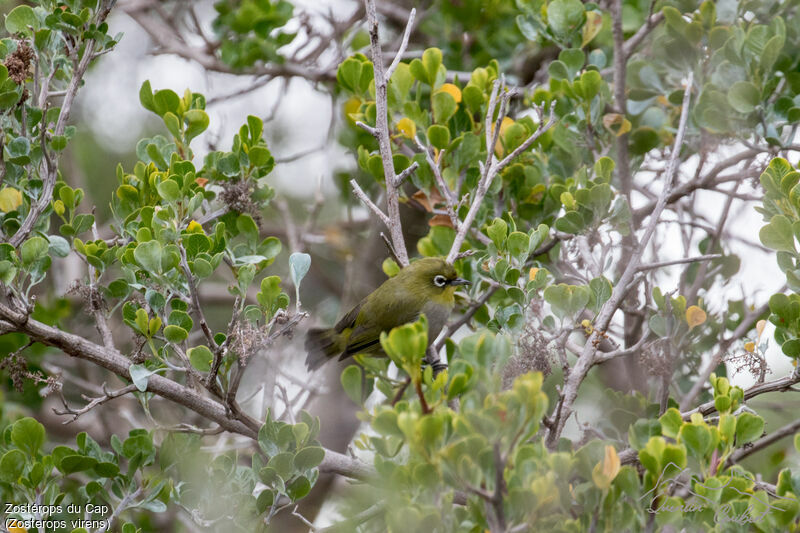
<box><xmin>305</xmin><ymin>328</ymin><xmax>340</xmax><ymax>371</ymax></box>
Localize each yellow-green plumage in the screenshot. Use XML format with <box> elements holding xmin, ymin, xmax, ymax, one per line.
<box><xmin>305</xmin><ymin>257</ymin><xmax>468</xmax><ymax>371</ymax></box>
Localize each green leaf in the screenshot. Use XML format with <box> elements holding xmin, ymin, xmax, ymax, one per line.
<box><xmin>548</xmin><ymin>60</ymin><xmax>570</xmax><ymax>81</ymax></box>
<box><xmin>380</xmin><ymin>315</ymin><xmax>428</xmax><ymax>374</ymax></box>
<box><xmin>0</xmin><ymin>449</ymin><xmax>25</xmax><ymax>482</ymax></box>
<box><xmin>462</xmin><ymin>85</ymin><xmax>483</xmax><ymax>113</ymax></box>
<box><xmin>629</xmin><ymin>127</ymin><xmax>660</xmax><ymax>155</ymax></box>
<box><xmin>268</xmin><ymin>451</ymin><xmax>294</xmax><ymax>478</ymax></box>
<box><xmin>337</xmin><ymin>56</ymin><xmax>365</xmax><ymax>93</ymax></box>
<box><xmin>578</xmin><ymin>70</ymin><xmax>603</xmax><ymax>101</ymax></box>
<box><xmin>588</xmin><ymin>276</ymin><xmax>612</xmax><ymax>312</ymax></box>
<box><xmin>5</xmin><ymin>5</ymin><xmax>38</xmax><ymax>34</ymax></box>
<box><xmin>188</xmin><ymin>346</ymin><xmax>213</xmax><ymax>372</ymax></box>
<box><xmin>60</xmin><ymin>455</ymin><xmax>98</xmax><ymax>474</ymax></box>
<box><xmin>486</xmin><ymin>217</ymin><xmax>508</xmax><ymax>249</ymax></box>
<box><xmin>153</xmin><ymin>89</ymin><xmax>180</xmax><ymax>117</ymax></box>
<box><xmin>432</xmin><ymin>91</ymin><xmax>457</xmax><ymax>124</ymax></box>
<box><xmin>679</xmin><ymin>423</ymin><xmax>712</xmax><ymax>460</ymax></box>
<box><xmin>735</xmin><ymin>412</ymin><xmax>764</xmax><ymax>445</ymax></box>
<box><xmin>559</xmin><ymin>48</ymin><xmax>585</xmax><ymax>76</ymax></box>
<box><xmin>659</xmin><ymin>408</ymin><xmax>683</xmax><ymax>439</ymax></box>
<box><xmin>163</xmin><ymin>112</ymin><xmax>181</xmax><ymax>139</ymax></box>
<box><xmin>20</xmin><ymin>236</ymin><xmax>49</xmax><ymax>266</ymax></box>
<box><xmin>184</xmin><ymin>109</ymin><xmax>209</xmax><ymax>142</ymax></box>
<box><xmin>727</xmin><ymin>81</ymin><xmax>760</xmax><ymax>113</ymax></box>
<box><xmin>544</xmin><ymin>283</ymin><xmax>591</xmax><ymax>319</ymax></box>
<box><xmin>761</xmin><ymin>35</ymin><xmax>784</xmax><ymax>73</ymax></box>
<box><xmin>139</xmin><ymin>80</ymin><xmax>155</xmax><ymax>113</ymax></box>
<box><xmin>168</xmin><ymin>309</ymin><xmax>193</xmax><ymax>330</ymax></box>
<box><xmin>548</xmin><ymin>0</ymin><xmax>585</xmax><ymax>36</ymax></box>
<box><xmin>11</xmin><ymin>417</ymin><xmax>45</xmax><ymax>456</ymax></box>
<box><xmin>294</xmin><ymin>446</ymin><xmax>325</xmax><ymax>471</ymax></box>
<box><xmin>286</xmin><ymin>476</ymin><xmax>311</xmax><ymax>501</ymax></box>
<box><xmin>247</xmin><ymin>115</ymin><xmax>263</xmax><ymax>142</ymax></box>
<box><xmin>427</xmin><ymin>124</ymin><xmax>451</xmax><ymax>150</ymax></box>
<box><xmin>340</xmin><ymin>365</ymin><xmax>363</xmax><ymax>404</ymax></box>
<box><xmin>47</xmin><ymin>235</ymin><xmax>70</xmax><ymax>258</ymax></box>
<box><xmin>164</xmin><ymin>325</ymin><xmax>188</xmax><ymax>343</ymax></box>
<box><xmin>134</xmin><ymin>240</ymin><xmax>163</xmax><ymax>274</ymax></box>
<box><xmin>157</xmin><ymin>179</ymin><xmax>180</xmax><ymax>202</ymax></box>
<box><xmin>289</xmin><ymin>252</ymin><xmax>311</xmax><ymax>288</ymax></box>
<box><xmin>554</xmin><ymin>211</ymin><xmax>586</xmax><ymax>234</ymax></box>
<box><xmin>507</xmin><ymin>231</ymin><xmax>529</xmax><ymax>258</ymax></box>
<box><xmin>248</xmin><ymin>145</ymin><xmax>272</xmax><ymax>167</ymax></box>
<box><xmin>594</xmin><ymin>156</ymin><xmax>615</xmax><ymax>181</ymax></box>
<box><xmin>760</xmin><ymin>215</ymin><xmax>795</xmax><ymax>252</ymax></box>
<box><xmin>422</xmin><ymin>47</ymin><xmax>442</xmax><ymax>86</ymax></box>
<box><xmin>129</xmin><ymin>364</ymin><xmax>154</xmax><ymax>392</ymax></box>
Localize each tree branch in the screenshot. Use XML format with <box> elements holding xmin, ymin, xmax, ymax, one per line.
<box><xmin>0</xmin><ymin>300</ymin><xmax>373</xmax><ymax>481</ymax></box>
<box><xmin>362</xmin><ymin>0</ymin><xmax>414</xmax><ymax>266</ymax></box>
<box><xmin>445</xmin><ymin>98</ymin><xmax>556</xmax><ymax>264</ymax></box>
<box><xmin>546</xmin><ymin>71</ymin><xmax>694</xmax><ymax>446</ymax></box>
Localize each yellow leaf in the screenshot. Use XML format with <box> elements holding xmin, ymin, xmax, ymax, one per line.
<box><xmin>582</xmin><ymin>11</ymin><xmax>603</xmax><ymax>47</ymax></box>
<box><xmin>343</xmin><ymin>97</ymin><xmax>361</xmax><ymax>122</ymax></box>
<box><xmin>396</xmin><ymin>117</ymin><xmax>417</xmax><ymax>139</ymax></box>
<box><xmin>529</xmin><ymin>267</ymin><xmax>539</xmax><ymax>280</ymax></box>
<box><xmin>744</xmin><ymin>341</ymin><xmax>755</xmax><ymax>353</ymax></box>
<box><xmin>53</xmin><ymin>199</ymin><xmax>65</xmax><ymax>216</ymax></box>
<box><xmin>493</xmin><ymin>117</ymin><xmax>515</xmax><ymax>156</ymax></box>
<box><xmin>756</xmin><ymin>319</ymin><xmax>766</xmax><ymax>339</ymax></box>
<box><xmin>602</xmin><ymin>113</ymin><xmax>632</xmax><ymax>137</ymax></box>
<box><xmin>438</xmin><ymin>83</ymin><xmax>462</xmax><ymax>103</ymax></box>
<box><xmin>686</xmin><ymin>305</ymin><xmax>707</xmax><ymax>330</ymax></box>
<box><xmin>0</xmin><ymin>187</ymin><xmax>23</xmax><ymax>213</ymax></box>
<box><xmin>186</xmin><ymin>220</ymin><xmax>203</xmax><ymax>233</ymax></box>
<box><xmin>592</xmin><ymin>445</ymin><xmax>621</xmax><ymax>490</ymax></box>
<box><xmin>195</xmin><ymin>177</ymin><xmax>208</xmax><ymax>188</ymax></box>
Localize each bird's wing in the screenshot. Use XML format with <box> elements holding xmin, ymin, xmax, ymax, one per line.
<box><xmin>333</xmin><ymin>299</ymin><xmax>364</xmax><ymax>333</ymax></box>
<box><xmin>339</xmin><ymin>290</ymin><xmax>423</xmax><ymax>358</ymax></box>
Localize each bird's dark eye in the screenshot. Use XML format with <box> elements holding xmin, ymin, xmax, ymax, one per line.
<box><xmin>433</xmin><ymin>275</ymin><xmax>447</xmax><ymax>287</ymax></box>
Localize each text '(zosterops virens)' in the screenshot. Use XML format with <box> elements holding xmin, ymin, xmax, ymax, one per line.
<box><xmin>305</xmin><ymin>257</ymin><xmax>469</xmax><ymax>371</ymax></box>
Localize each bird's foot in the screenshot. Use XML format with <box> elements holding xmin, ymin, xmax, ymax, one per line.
<box><xmin>423</xmin><ymin>359</ymin><xmax>448</xmax><ymax>377</ymax></box>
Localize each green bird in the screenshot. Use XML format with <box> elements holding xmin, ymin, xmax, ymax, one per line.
<box><xmin>305</xmin><ymin>257</ymin><xmax>469</xmax><ymax>371</ymax></box>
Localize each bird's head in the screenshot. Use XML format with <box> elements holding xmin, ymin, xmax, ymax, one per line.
<box><xmin>399</xmin><ymin>257</ymin><xmax>470</xmax><ymax>301</ymax></box>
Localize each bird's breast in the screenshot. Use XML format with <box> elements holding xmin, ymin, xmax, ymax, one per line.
<box><xmin>421</xmin><ymin>300</ymin><xmax>452</xmax><ymax>342</ymax></box>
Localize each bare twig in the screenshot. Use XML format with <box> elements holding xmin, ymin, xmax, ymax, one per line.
<box><xmin>636</xmin><ymin>254</ymin><xmax>722</xmax><ymax>272</ymax></box>
<box><xmin>350</xmin><ymin>179</ymin><xmax>391</xmax><ymax>227</ymax></box>
<box><xmin>54</xmin><ymin>383</ymin><xmax>138</xmax><ymax>424</ymax></box>
<box><xmin>384</xmin><ymin>8</ymin><xmax>416</xmax><ymax>81</ymax></box>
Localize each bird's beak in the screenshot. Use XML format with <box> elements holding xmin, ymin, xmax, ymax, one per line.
<box><xmin>449</xmin><ymin>278</ymin><xmax>471</xmax><ymax>286</ymax></box>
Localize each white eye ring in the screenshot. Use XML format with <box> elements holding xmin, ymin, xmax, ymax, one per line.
<box><xmin>433</xmin><ymin>275</ymin><xmax>447</xmax><ymax>287</ymax></box>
